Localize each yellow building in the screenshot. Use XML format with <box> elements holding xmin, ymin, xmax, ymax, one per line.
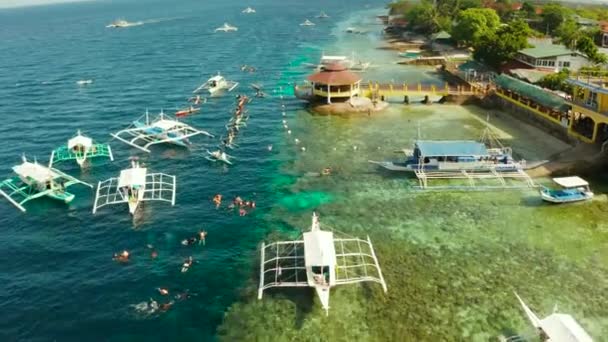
<box><xmin>567</xmin><ymin>78</ymin><xmax>608</xmax><ymax>144</ymax></box>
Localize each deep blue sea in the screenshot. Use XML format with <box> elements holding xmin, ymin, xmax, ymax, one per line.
<box><xmin>0</xmin><ymin>0</ymin><xmax>384</xmax><ymax>340</ymax></box>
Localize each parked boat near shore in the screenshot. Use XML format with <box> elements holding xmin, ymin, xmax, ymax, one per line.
<box><xmin>540</xmin><ymin>176</ymin><xmax>594</xmax><ymax>204</ymax></box>
<box><xmin>369</xmin><ymin>140</ymin><xmax>522</xmax><ymax>173</ymax></box>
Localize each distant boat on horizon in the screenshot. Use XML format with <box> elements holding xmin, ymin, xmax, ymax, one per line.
<box><xmin>106</xmin><ymin>19</ymin><xmax>142</xmax><ymax>28</ymax></box>
<box><xmin>215</xmin><ymin>23</ymin><xmax>238</xmax><ymax>32</ymax></box>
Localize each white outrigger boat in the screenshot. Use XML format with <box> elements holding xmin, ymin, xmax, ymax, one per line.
<box><xmin>258</xmin><ymin>212</ymin><xmax>387</xmax><ymax>315</ymax></box>
<box><xmin>242</xmin><ymin>7</ymin><xmax>256</xmax><ymax>14</ymax></box>
<box><xmin>0</xmin><ymin>156</ymin><xmax>92</xmax><ymax>212</ymax></box>
<box><xmin>111</xmin><ymin>110</ymin><xmax>213</xmax><ymax>153</ymax></box>
<box><xmin>92</xmin><ymin>159</ymin><xmax>176</xmax><ymax>215</ymax></box>
<box><xmin>50</xmin><ymin>130</ymin><xmax>113</xmax><ymax>168</ymax></box>
<box><xmin>205</xmin><ymin>150</ymin><xmax>233</xmax><ymax>165</ymax></box>
<box><xmin>316</xmin><ymin>12</ymin><xmax>329</xmax><ymax>19</ymax></box>
<box><xmin>193</xmin><ymin>73</ymin><xmax>239</xmax><ymax>95</ymax></box>
<box><xmin>540</xmin><ymin>176</ymin><xmax>594</xmax><ymax>204</ymax></box>
<box><xmin>300</xmin><ymin>19</ymin><xmax>315</xmax><ymax>26</ymax></box>
<box><xmin>513</xmin><ymin>292</ymin><xmax>593</xmax><ymax>342</ymax></box>
<box><xmin>215</xmin><ymin>23</ymin><xmax>238</xmax><ymax>32</ymax></box>
<box><xmin>369</xmin><ymin>140</ymin><xmax>522</xmax><ymax>173</ymax></box>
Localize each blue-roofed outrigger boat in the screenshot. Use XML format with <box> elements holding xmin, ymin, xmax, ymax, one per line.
<box><xmin>110</xmin><ymin>110</ymin><xmax>214</xmax><ymax>153</ymax></box>
<box><xmin>369</xmin><ymin>140</ymin><xmax>522</xmax><ymax>172</ymax></box>
<box><xmin>540</xmin><ymin>176</ymin><xmax>594</xmax><ymax>204</ymax></box>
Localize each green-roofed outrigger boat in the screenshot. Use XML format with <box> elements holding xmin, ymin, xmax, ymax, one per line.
<box><xmin>50</xmin><ymin>130</ymin><xmax>113</xmax><ymax>168</ymax></box>
<box><xmin>0</xmin><ymin>155</ymin><xmax>93</xmax><ymax>212</ymax></box>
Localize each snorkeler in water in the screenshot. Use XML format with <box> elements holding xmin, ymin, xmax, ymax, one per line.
<box><xmin>113</xmin><ymin>250</ymin><xmax>130</xmax><ymax>263</ymax></box>
<box><xmin>198</xmin><ymin>230</ymin><xmax>207</xmax><ymax>245</ymax></box>
<box><xmin>181</xmin><ymin>256</ymin><xmax>193</xmax><ymax>273</ymax></box>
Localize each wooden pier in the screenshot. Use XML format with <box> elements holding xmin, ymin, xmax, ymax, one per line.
<box><xmin>361</xmin><ymin>82</ymin><xmax>485</xmax><ymax>100</ymax></box>
<box><xmin>413</xmin><ymin>168</ymin><xmax>536</xmax><ymax>190</ymax></box>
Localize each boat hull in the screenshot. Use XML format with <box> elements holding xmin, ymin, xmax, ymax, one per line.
<box><xmin>368</xmin><ymin>160</ymin><xmax>522</xmax><ymax>173</ymax></box>
<box><xmin>47</xmin><ymin>191</ymin><xmax>75</xmax><ymax>203</ymax></box>
<box><xmin>540</xmin><ymin>189</ymin><xmax>594</xmax><ymax>204</ymax></box>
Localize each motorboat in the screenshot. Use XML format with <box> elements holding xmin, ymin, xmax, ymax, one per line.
<box><xmin>193</xmin><ymin>73</ymin><xmax>239</xmax><ymax>95</ymax></box>
<box><xmin>300</xmin><ymin>19</ymin><xmax>315</xmax><ymax>26</ymax></box>
<box><xmin>76</xmin><ymin>79</ymin><xmax>93</xmax><ymax>85</ymax></box>
<box><xmin>106</xmin><ymin>19</ymin><xmax>141</xmax><ymax>28</ymax></box>
<box><xmin>540</xmin><ymin>176</ymin><xmax>594</xmax><ymax>204</ymax></box>
<box><xmin>215</xmin><ymin>23</ymin><xmax>238</xmax><ymax>32</ymax></box>
<box><xmin>316</xmin><ymin>12</ymin><xmax>329</xmax><ymax>19</ymax></box>
<box><xmin>346</xmin><ymin>27</ymin><xmax>357</xmax><ymax>33</ymax></box>
<box><xmin>368</xmin><ymin>140</ymin><xmax>522</xmax><ymax>172</ymax></box>
<box><xmin>242</xmin><ymin>7</ymin><xmax>256</xmax><ymax>14</ymax></box>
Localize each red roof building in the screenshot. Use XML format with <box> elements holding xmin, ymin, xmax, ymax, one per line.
<box><xmin>306</xmin><ymin>63</ymin><xmax>362</xmax><ymax>104</ymax></box>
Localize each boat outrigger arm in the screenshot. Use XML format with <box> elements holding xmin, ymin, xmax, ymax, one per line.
<box><xmin>0</xmin><ymin>168</ymin><xmax>92</xmax><ymax>212</ymax></box>
<box><xmin>110</xmin><ymin>111</ymin><xmax>213</xmax><ymax>153</ymax></box>
<box><xmin>92</xmin><ymin>172</ymin><xmax>176</xmax><ymax>214</ymax></box>
<box><xmin>257</xmin><ymin>213</ymin><xmax>387</xmax><ymax>315</ymax></box>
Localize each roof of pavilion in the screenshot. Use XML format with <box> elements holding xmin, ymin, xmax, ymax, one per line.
<box><xmin>307</xmin><ymin>63</ymin><xmax>361</xmax><ymax>85</ymax></box>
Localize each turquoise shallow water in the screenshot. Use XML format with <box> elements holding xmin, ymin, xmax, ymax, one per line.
<box><xmin>0</xmin><ymin>0</ymin><xmax>387</xmax><ymax>340</ymax></box>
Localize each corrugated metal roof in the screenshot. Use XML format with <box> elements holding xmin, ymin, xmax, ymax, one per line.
<box><xmin>519</xmin><ymin>44</ymin><xmax>576</xmax><ymax>58</ymax></box>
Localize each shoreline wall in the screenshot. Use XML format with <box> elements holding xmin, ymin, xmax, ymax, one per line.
<box><xmin>482</xmin><ymin>93</ymin><xmax>578</xmax><ymax>145</ymax></box>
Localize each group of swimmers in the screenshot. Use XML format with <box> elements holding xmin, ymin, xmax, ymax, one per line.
<box><xmin>212</xmin><ymin>194</ymin><xmax>256</xmax><ymax>216</ymax></box>
<box><xmin>181</xmin><ymin>230</ymin><xmax>208</xmax><ymax>246</ymax></box>
<box><xmin>222</xmin><ymin>94</ymin><xmax>250</xmax><ymax>150</ymax></box>
<box><xmin>114</xmin><ymin>229</ymin><xmax>208</xmax><ymax>314</ymax></box>
<box><xmin>134</xmin><ymin>288</ymin><xmax>196</xmax><ymax>315</ymax></box>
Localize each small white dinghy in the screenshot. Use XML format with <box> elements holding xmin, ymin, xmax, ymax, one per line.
<box><xmin>300</xmin><ymin>19</ymin><xmax>315</xmax><ymax>26</ymax></box>
<box><xmin>215</xmin><ymin>23</ymin><xmax>238</xmax><ymax>32</ymax></box>
<box><xmin>540</xmin><ymin>176</ymin><xmax>594</xmax><ymax>204</ymax></box>
<box><xmin>242</xmin><ymin>7</ymin><xmax>256</xmax><ymax>14</ymax></box>
<box><xmin>205</xmin><ymin>150</ymin><xmax>233</xmax><ymax>165</ymax></box>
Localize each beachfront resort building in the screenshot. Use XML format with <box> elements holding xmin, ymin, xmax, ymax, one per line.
<box><xmin>305</xmin><ymin>63</ymin><xmax>361</xmax><ymax>104</ymax></box>
<box><xmin>515</xmin><ymin>44</ymin><xmax>591</xmax><ymax>72</ymax></box>
<box><xmin>600</xmin><ymin>22</ymin><xmax>608</xmax><ymax>48</ymax></box>
<box><xmin>493</xmin><ymin>74</ymin><xmax>608</xmax><ymax>146</ymax></box>
<box><xmin>566</xmin><ymin>76</ymin><xmax>608</xmax><ymax>145</ymax></box>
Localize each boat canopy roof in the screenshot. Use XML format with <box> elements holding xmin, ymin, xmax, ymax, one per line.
<box><xmin>303</xmin><ymin>230</ymin><xmax>336</xmax><ymax>267</ymax></box>
<box><xmin>68</xmin><ymin>134</ymin><xmax>92</xmax><ymax>149</ymax></box>
<box><xmin>13</xmin><ymin>162</ymin><xmax>59</xmax><ymax>183</ymax></box>
<box><xmin>553</xmin><ymin>176</ymin><xmax>588</xmax><ymax>188</ymax></box>
<box><xmin>415</xmin><ymin>140</ymin><xmax>488</xmax><ymax>157</ymax></box>
<box><xmin>118</xmin><ymin>167</ymin><xmax>147</xmax><ymax>187</ymax></box>
<box><xmin>540</xmin><ymin>314</ymin><xmax>593</xmax><ymax>342</ymax></box>
<box><xmin>153</xmin><ymin>119</ymin><xmax>183</xmax><ymax>130</ymax></box>
<box><xmin>321</xmin><ymin>55</ymin><xmax>347</xmax><ymax>62</ymax></box>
